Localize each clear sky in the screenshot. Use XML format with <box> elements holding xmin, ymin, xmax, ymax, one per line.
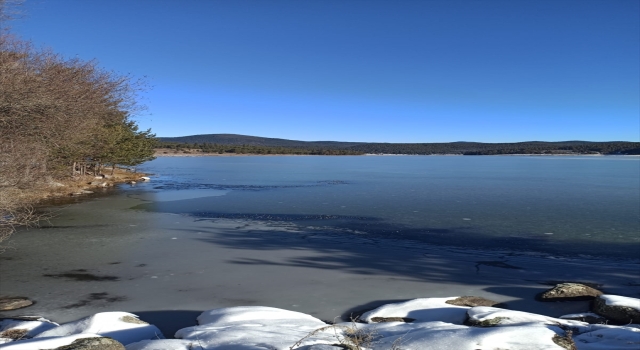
<box><xmin>9</xmin><ymin>0</ymin><xmax>640</xmax><ymax>142</ymax></box>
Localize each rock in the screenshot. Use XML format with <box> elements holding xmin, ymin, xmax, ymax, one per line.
<box><xmin>119</xmin><ymin>316</ymin><xmax>147</xmax><ymax>325</ymax></box>
<box><xmin>89</xmin><ymin>181</ymin><xmax>102</xmax><ymax>186</ymax></box>
<box><xmin>370</xmin><ymin>317</ymin><xmax>415</xmax><ymax>323</ymax></box>
<box><xmin>538</xmin><ymin>283</ymin><xmax>602</xmax><ymax>301</ymax></box>
<box><xmin>467</xmin><ymin>316</ymin><xmax>509</xmax><ymax>327</ymax></box>
<box><xmin>53</xmin><ymin>337</ymin><xmax>125</xmax><ymax>350</ymax></box>
<box><xmin>104</xmin><ymin>175</ymin><xmax>114</xmax><ymax>179</ymax></box>
<box><xmin>95</xmin><ymin>175</ymin><xmax>105</xmax><ymax>179</ymax></box>
<box><xmin>560</xmin><ymin>312</ymin><xmax>607</xmax><ymax>324</ymax></box>
<box><xmin>0</xmin><ymin>328</ymin><xmax>28</xmax><ymax>340</ymax></box>
<box><xmin>445</xmin><ymin>296</ymin><xmax>500</xmax><ymax>307</ymax></box>
<box><xmin>80</xmin><ymin>190</ymin><xmax>94</xmax><ymax>194</ymax></box>
<box><xmin>0</xmin><ymin>297</ymin><xmax>33</xmax><ymax>311</ymax></box>
<box><xmin>592</xmin><ymin>295</ymin><xmax>640</xmax><ymax>324</ymax></box>
<box><xmin>552</xmin><ymin>331</ymin><xmax>577</xmax><ymax>350</ymax></box>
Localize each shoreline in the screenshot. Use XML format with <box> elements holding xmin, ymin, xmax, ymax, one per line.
<box><xmin>154</xmin><ymin>150</ymin><xmax>640</xmax><ymax>157</ymax></box>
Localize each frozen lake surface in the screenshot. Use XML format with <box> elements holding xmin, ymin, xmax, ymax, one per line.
<box><xmin>1</xmin><ymin>155</ymin><xmax>638</xmax><ymax>336</ymax></box>
<box><xmin>138</xmin><ymin>155</ymin><xmax>640</xmax><ymax>259</ymax></box>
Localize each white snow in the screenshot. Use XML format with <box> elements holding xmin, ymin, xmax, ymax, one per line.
<box><xmin>467</xmin><ymin>306</ymin><xmax>589</xmax><ymax>328</ymax></box>
<box><xmin>7</xmin><ymin>296</ymin><xmax>640</xmax><ymax>350</ymax></box>
<box><xmin>360</xmin><ymin>297</ymin><xmax>470</xmax><ymax>324</ymax></box>
<box><xmin>33</xmin><ymin>312</ymin><xmax>164</xmax><ymax>345</ymax></box>
<box><xmin>197</xmin><ymin>306</ymin><xmax>327</xmax><ymax>327</ymax></box>
<box><xmin>573</xmin><ymin>325</ymin><xmax>640</xmax><ymax>350</ymax></box>
<box><xmin>168</xmin><ymin>306</ymin><xmax>336</xmax><ymax>350</ymax></box>
<box><xmin>600</xmin><ymin>295</ymin><xmax>640</xmax><ymax>311</ymax></box>
<box><xmin>348</xmin><ymin>321</ymin><xmax>567</xmax><ymax>350</ymax></box>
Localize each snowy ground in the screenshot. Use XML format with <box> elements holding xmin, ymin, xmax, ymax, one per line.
<box><xmin>1</xmin><ymin>297</ymin><xmax>639</xmax><ymax>349</ymax></box>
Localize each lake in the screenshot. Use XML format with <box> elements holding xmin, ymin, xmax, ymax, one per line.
<box><xmin>135</xmin><ymin>155</ymin><xmax>640</xmax><ymax>260</ymax></box>
<box><xmin>1</xmin><ymin>155</ymin><xmax>639</xmax><ymax>334</ymax></box>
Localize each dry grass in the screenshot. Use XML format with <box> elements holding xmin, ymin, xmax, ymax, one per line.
<box><xmin>290</xmin><ymin>317</ymin><xmax>388</xmax><ymax>350</ymax></box>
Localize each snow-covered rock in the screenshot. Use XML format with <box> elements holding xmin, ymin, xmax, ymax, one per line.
<box><xmin>467</xmin><ymin>306</ymin><xmax>589</xmax><ymax>329</ymax></box>
<box><xmin>33</xmin><ymin>312</ymin><xmax>164</xmax><ymax>346</ymax></box>
<box><xmin>170</xmin><ymin>306</ymin><xmax>335</xmax><ymax>350</ymax></box>
<box><xmin>593</xmin><ymin>295</ymin><xmax>640</xmax><ymax>324</ymax></box>
<box><xmin>0</xmin><ymin>334</ymin><xmax>100</xmax><ymax>349</ymax></box>
<box><xmin>337</xmin><ymin>321</ymin><xmax>569</xmax><ymax>350</ymax></box>
<box><xmin>196</xmin><ymin>306</ymin><xmax>327</xmax><ymax>327</ymax></box>
<box><xmin>7</xmin><ymin>296</ymin><xmax>640</xmax><ymax>350</ymax></box>
<box><xmin>0</xmin><ymin>317</ymin><xmax>59</xmax><ymax>341</ymax></box>
<box><xmin>360</xmin><ymin>297</ymin><xmax>470</xmax><ymax>324</ymax></box>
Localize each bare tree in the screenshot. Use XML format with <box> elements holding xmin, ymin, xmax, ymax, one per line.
<box><xmin>0</xmin><ymin>32</ymin><xmax>152</xmax><ymax>245</ymax></box>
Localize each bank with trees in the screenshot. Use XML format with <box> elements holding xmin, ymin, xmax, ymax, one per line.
<box><xmin>0</xmin><ymin>2</ymin><xmax>156</xmax><ymax>244</ymax></box>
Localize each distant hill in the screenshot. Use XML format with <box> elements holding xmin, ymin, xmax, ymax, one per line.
<box><xmin>158</xmin><ymin>134</ymin><xmax>640</xmax><ymax>155</ymax></box>
<box><xmin>159</xmin><ymin>134</ymin><xmax>362</xmax><ymax>149</ymax></box>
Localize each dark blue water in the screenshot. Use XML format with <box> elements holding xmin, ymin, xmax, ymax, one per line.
<box><xmin>135</xmin><ymin>156</ymin><xmax>640</xmax><ymax>260</ymax></box>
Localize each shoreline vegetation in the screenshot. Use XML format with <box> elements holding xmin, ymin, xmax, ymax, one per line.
<box><xmin>157</xmin><ymin>135</ymin><xmax>640</xmax><ymax>157</ymax></box>
<box><xmin>155</xmin><ymin>148</ymin><xmax>640</xmax><ymax>157</ymax></box>
<box><xmin>0</xmin><ymin>32</ymin><xmax>156</xmax><ymax>245</ymax></box>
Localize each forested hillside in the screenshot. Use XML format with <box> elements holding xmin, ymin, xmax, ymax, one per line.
<box><xmin>159</xmin><ymin>135</ymin><xmax>640</xmax><ymax>155</ymax></box>
<box><xmin>160</xmin><ymin>134</ymin><xmax>362</xmax><ymax>149</ymax></box>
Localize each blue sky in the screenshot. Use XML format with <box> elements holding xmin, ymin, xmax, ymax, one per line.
<box><xmin>11</xmin><ymin>0</ymin><xmax>640</xmax><ymax>142</ymax></box>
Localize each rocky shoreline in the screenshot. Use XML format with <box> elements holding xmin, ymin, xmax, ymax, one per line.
<box><xmin>1</xmin><ymin>284</ymin><xmax>638</xmax><ymax>349</ymax></box>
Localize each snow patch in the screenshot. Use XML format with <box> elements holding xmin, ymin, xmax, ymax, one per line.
<box><xmin>601</xmin><ymin>295</ymin><xmax>640</xmax><ymax>311</ymax></box>
<box><xmin>361</xmin><ymin>297</ymin><xmax>469</xmax><ymax>324</ymax></box>
<box><xmin>33</xmin><ymin>312</ymin><xmax>164</xmax><ymax>345</ymax></box>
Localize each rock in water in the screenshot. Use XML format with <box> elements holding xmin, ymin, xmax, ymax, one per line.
<box><xmin>445</xmin><ymin>296</ymin><xmax>500</xmax><ymax>307</ymax></box>
<box><xmin>592</xmin><ymin>295</ymin><xmax>640</xmax><ymax>324</ymax></box>
<box><xmin>538</xmin><ymin>283</ymin><xmax>602</xmax><ymax>301</ymax></box>
<box><xmin>53</xmin><ymin>337</ymin><xmax>125</xmax><ymax>350</ymax></box>
<box><xmin>0</xmin><ymin>297</ymin><xmax>33</xmax><ymax>311</ymax></box>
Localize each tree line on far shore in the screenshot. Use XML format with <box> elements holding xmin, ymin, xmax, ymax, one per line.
<box><xmin>159</xmin><ymin>142</ymin><xmax>364</xmax><ymax>155</ymax></box>
<box><xmin>158</xmin><ymin>140</ymin><xmax>640</xmax><ymax>156</ymax></box>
